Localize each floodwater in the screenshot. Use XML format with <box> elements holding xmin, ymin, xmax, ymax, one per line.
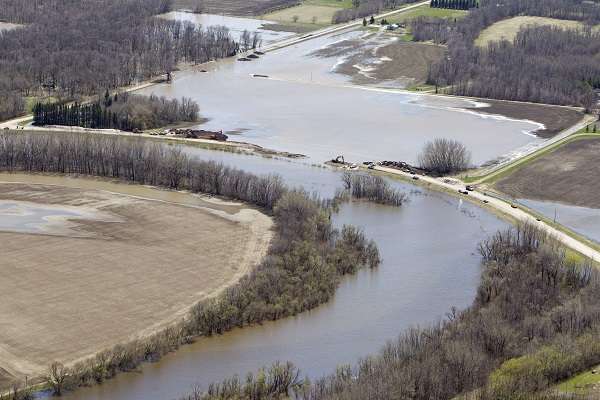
<box><xmin>57</xmin><ymin>148</ymin><xmax>507</xmax><ymax>400</ymax></box>
<box><xmin>137</xmin><ymin>24</ymin><xmax>543</xmax><ymax>165</ymax></box>
<box><xmin>157</xmin><ymin>12</ymin><xmax>294</xmax><ymax>44</ymax></box>
<box><xmin>0</xmin><ymin>22</ymin><xmax>22</xmax><ymax>32</ymax></box>
<box><xmin>519</xmin><ymin>198</ymin><xmax>600</xmax><ymax>244</ymax></box>
<box><xmin>0</xmin><ymin>201</ymin><xmax>85</xmax><ymax>235</ymax></box>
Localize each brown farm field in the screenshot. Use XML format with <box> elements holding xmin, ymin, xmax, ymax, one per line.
<box><xmin>494</xmin><ymin>137</ymin><xmax>600</xmax><ymax>208</ymax></box>
<box><xmin>475</xmin><ymin>16</ymin><xmax>599</xmax><ymax>47</ymax></box>
<box><xmin>0</xmin><ymin>176</ymin><xmax>272</xmax><ymax>389</ymax></box>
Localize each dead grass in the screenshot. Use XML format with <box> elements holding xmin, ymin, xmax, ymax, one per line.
<box><xmin>475</xmin><ymin>16</ymin><xmax>597</xmax><ymax>47</ymax></box>
<box><xmin>263</xmin><ymin>4</ymin><xmax>340</xmax><ymax>24</ymax></box>
<box><xmin>494</xmin><ymin>137</ymin><xmax>600</xmax><ymax>208</ymax></box>
<box><xmin>0</xmin><ymin>177</ymin><xmax>272</xmax><ymax>388</ymax></box>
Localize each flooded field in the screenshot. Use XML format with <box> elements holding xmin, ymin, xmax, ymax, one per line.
<box><xmin>157</xmin><ymin>12</ymin><xmax>294</xmax><ymax>44</ymax></box>
<box><xmin>0</xmin><ymin>22</ymin><xmax>22</xmax><ymax>32</ymax></box>
<box><xmin>0</xmin><ymin>201</ymin><xmax>102</xmax><ymax>236</ymax></box>
<box><xmin>519</xmin><ymin>198</ymin><xmax>600</xmax><ymax>244</ymax></box>
<box><xmin>138</xmin><ymin>23</ymin><xmax>543</xmax><ymax>166</ymax></box>
<box><xmin>0</xmin><ymin>178</ymin><xmax>272</xmax><ymax>387</ymax></box>
<box><xmin>56</xmin><ymin>147</ymin><xmax>507</xmax><ymax>400</ymax></box>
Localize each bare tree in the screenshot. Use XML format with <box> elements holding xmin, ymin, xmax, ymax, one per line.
<box><xmin>418</xmin><ymin>138</ymin><xmax>471</xmax><ymax>175</ymax></box>
<box><xmin>46</xmin><ymin>362</ymin><xmax>68</xmax><ymax>396</ymax></box>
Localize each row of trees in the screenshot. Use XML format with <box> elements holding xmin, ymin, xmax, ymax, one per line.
<box><xmin>32</xmin><ymin>93</ymin><xmax>200</xmax><ymax>131</ymax></box>
<box><xmin>409</xmin><ymin>0</ymin><xmax>600</xmax><ymax>109</ymax></box>
<box><xmin>332</xmin><ymin>0</ymin><xmax>421</xmax><ymax>24</ymax></box>
<box><xmin>339</xmin><ymin>172</ymin><xmax>406</xmax><ymax>206</ymax></box>
<box><xmin>183</xmin><ymin>224</ymin><xmax>600</xmax><ymax>399</ymax></box>
<box><xmin>430</xmin><ymin>0</ymin><xmax>478</xmax><ymax>10</ymax></box>
<box><xmin>0</xmin><ymin>132</ymin><xmax>380</xmax><ymax>396</ymax></box>
<box><xmin>0</xmin><ymin>92</ymin><xmax>25</xmax><ymax>122</ymax></box>
<box><xmin>0</xmin><ymin>0</ymin><xmax>250</xmax><ymax>121</ymax></box>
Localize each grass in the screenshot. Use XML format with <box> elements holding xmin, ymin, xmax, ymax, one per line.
<box><xmin>304</xmin><ymin>0</ymin><xmax>353</xmax><ymax>8</ymax></box>
<box><xmin>557</xmin><ymin>365</ymin><xmax>600</xmax><ymax>394</ymax></box>
<box><xmin>463</xmin><ymin>128</ymin><xmax>600</xmax><ymax>185</ymax></box>
<box><xmin>475</xmin><ymin>16</ymin><xmax>600</xmax><ymax>47</ymax></box>
<box><xmin>24</xmin><ymin>96</ymin><xmax>58</xmax><ymax>113</ymax></box>
<box><xmin>387</xmin><ymin>4</ymin><xmax>468</xmax><ymax>24</ymax></box>
<box><xmin>263</xmin><ymin>4</ymin><xmax>341</xmax><ymax>25</ymax></box>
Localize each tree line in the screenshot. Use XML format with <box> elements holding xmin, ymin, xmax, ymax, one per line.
<box><xmin>0</xmin><ymin>0</ymin><xmax>249</xmax><ymax>121</ymax></box>
<box><xmin>178</xmin><ymin>224</ymin><xmax>600</xmax><ymax>400</ymax></box>
<box><xmin>409</xmin><ymin>0</ymin><xmax>600</xmax><ymax>109</ymax></box>
<box><xmin>430</xmin><ymin>0</ymin><xmax>478</xmax><ymax>10</ymax></box>
<box><xmin>0</xmin><ymin>132</ymin><xmax>380</xmax><ymax>397</ymax></box>
<box><xmin>33</xmin><ymin>93</ymin><xmax>200</xmax><ymax>131</ymax></box>
<box><xmin>332</xmin><ymin>0</ymin><xmax>422</xmax><ymax>24</ymax></box>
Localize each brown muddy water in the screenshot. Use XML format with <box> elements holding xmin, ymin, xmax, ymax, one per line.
<box><xmin>137</xmin><ymin>22</ymin><xmax>544</xmax><ymax>166</ymax></box>
<box><xmin>157</xmin><ymin>12</ymin><xmax>294</xmax><ymax>45</ymax></box>
<box><xmin>30</xmin><ymin>14</ymin><xmax>538</xmax><ymax>399</ymax></box>
<box><xmin>47</xmin><ymin>147</ymin><xmax>507</xmax><ymax>400</ymax></box>
<box><xmin>518</xmin><ymin>198</ymin><xmax>600</xmax><ymax>244</ymax></box>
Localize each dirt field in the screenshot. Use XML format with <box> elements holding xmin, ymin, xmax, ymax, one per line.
<box><xmin>494</xmin><ymin>137</ymin><xmax>600</xmax><ymax>208</ymax></box>
<box><xmin>468</xmin><ymin>100</ymin><xmax>585</xmax><ymax>138</ymax></box>
<box><xmin>0</xmin><ymin>177</ymin><xmax>272</xmax><ymax>389</ymax></box>
<box><xmin>173</xmin><ymin>0</ymin><xmax>299</xmax><ymax>16</ymax></box>
<box><xmin>475</xmin><ymin>16</ymin><xmax>597</xmax><ymax>47</ymax></box>
<box><xmin>313</xmin><ymin>31</ymin><xmax>445</xmax><ymax>87</ymax></box>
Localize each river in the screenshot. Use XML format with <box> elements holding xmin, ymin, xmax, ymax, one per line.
<box><xmin>34</xmin><ymin>12</ymin><xmax>546</xmax><ymax>399</ymax></box>
<box><xmin>53</xmin><ymin>148</ymin><xmax>506</xmax><ymax>400</ymax></box>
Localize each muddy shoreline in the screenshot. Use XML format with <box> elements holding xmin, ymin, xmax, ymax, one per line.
<box><xmin>467</xmin><ymin>99</ymin><xmax>585</xmax><ymax>139</ymax></box>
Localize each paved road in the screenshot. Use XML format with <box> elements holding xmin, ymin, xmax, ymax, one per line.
<box><xmin>376</xmin><ymin>165</ymin><xmax>600</xmax><ymax>262</ymax></box>
<box><xmin>262</xmin><ymin>0</ymin><xmax>430</xmax><ymax>52</ymax></box>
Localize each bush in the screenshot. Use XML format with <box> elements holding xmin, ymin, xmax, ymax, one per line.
<box><xmin>192</xmin><ymin>224</ymin><xmax>600</xmax><ymax>400</ymax></box>
<box><xmin>418</xmin><ymin>138</ymin><xmax>471</xmax><ymax>175</ymax></box>
<box><xmin>340</xmin><ymin>172</ymin><xmax>406</xmax><ymax>206</ymax></box>
<box><xmin>0</xmin><ymin>132</ymin><xmax>381</xmax><ymax>395</ymax></box>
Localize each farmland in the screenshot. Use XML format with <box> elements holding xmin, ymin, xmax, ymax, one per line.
<box><xmin>494</xmin><ymin>136</ymin><xmax>600</xmax><ymax>208</ymax></box>
<box><xmin>0</xmin><ymin>178</ymin><xmax>272</xmax><ymax>389</ymax></box>
<box><xmin>475</xmin><ymin>16</ymin><xmax>595</xmax><ymax>47</ymax></box>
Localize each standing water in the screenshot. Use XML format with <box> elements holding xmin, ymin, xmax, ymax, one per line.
<box><xmin>138</xmin><ymin>19</ymin><xmax>544</xmax><ymax>165</ymax></box>
<box><xmin>57</xmin><ymin>148</ymin><xmax>506</xmax><ymax>400</ymax></box>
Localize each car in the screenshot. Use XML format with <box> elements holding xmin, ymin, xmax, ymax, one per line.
<box><xmin>511</xmin><ymin>204</ymin><xmax>518</xmax><ymax>209</ymax></box>
<box><xmin>465</xmin><ymin>185</ymin><xmax>474</xmax><ymax>191</ymax></box>
<box><xmin>412</xmin><ymin>176</ymin><xmax>419</xmax><ymax>180</ymax></box>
